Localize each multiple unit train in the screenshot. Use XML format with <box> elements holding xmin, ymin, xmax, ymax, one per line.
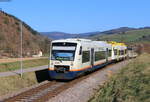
<box><xmin>48</xmin><ymin>39</ymin><xmax>127</xmax><ymax>80</ymax></box>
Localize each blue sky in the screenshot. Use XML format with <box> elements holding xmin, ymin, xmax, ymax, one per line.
<box><xmin>0</xmin><ymin>0</ymin><xmax>150</xmax><ymax>33</ymax></box>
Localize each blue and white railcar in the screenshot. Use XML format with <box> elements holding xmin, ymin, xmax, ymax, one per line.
<box><xmin>48</xmin><ymin>39</ymin><xmax>112</xmax><ymax>80</ymax></box>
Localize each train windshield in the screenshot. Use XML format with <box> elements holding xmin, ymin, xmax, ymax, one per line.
<box><xmin>51</xmin><ymin>42</ymin><xmax>77</xmax><ymax>61</ymax></box>
<box><xmin>51</xmin><ymin>50</ymin><xmax>75</xmax><ymax>61</ymax></box>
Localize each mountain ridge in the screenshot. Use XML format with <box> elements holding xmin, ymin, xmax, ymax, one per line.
<box><xmin>41</xmin><ymin>27</ymin><xmax>150</xmax><ymax>40</ymax></box>
<box><xmin>40</xmin><ymin>31</ymin><xmax>101</xmax><ymax>39</ymax></box>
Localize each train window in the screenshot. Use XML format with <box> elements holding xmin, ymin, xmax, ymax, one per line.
<box><xmin>95</xmin><ymin>51</ymin><xmax>106</xmax><ymax>61</ymax></box>
<box><xmin>82</xmin><ymin>51</ymin><xmax>90</xmax><ymax>63</ymax></box>
<box><xmin>124</xmin><ymin>49</ymin><xmax>127</xmax><ymax>54</ymax></box>
<box><xmin>106</xmin><ymin>48</ymin><xmax>108</xmax><ymax>57</ymax></box>
<box><xmin>120</xmin><ymin>50</ymin><xmax>124</xmax><ymax>55</ymax></box>
<box><xmin>51</xmin><ymin>50</ymin><xmax>75</xmax><ymax>61</ymax></box>
<box><xmin>79</xmin><ymin>46</ymin><xmax>82</xmax><ymax>55</ymax></box>
<box><xmin>114</xmin><ymin>49</ymin><xmax>117</xmax><ymax>55</ymax></box>
<box><xmin>121</xmin><ymin>50</ymin><xmax>124</xmax><ymax>55</ymax></box>
<box><xmin>119</xmin><ymin>50</ymin><xmax>121</xmax><ymax>55</ymax></box>
<box><xmin>108</xmin><ymin>50</ymin><xmax>111</xmax><ymax>57</ymax></box>
<box><xmin>52</xmin><ymin>42</ymin><xmax>77</xmax><ymax>46</ymax></box>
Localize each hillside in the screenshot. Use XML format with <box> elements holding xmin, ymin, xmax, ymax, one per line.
<box><xmin>41</xmin><ymin>27</ymin><xmax>150</xmax><ymax>40</ymax></box>
<box><xmin>89</xmin><ymin>28</ymin><xmax>150</xmax><ymax>53</ymax></box>
<box><xmin>90</xmin><ymin>28</ymin><xmax>150</xmax><ymax>43</ymax></box>
<box><xmin>0</xmin><ymin>11</ymin><xmax>50</xmax><ymax>58</ymax></box>
<box><xmin>98</xmin><ymin>27</ymin><xmax>136</xmax><ymax>35</ymax></box>
<box><xmin>89</xmin><ymin>53</ymin><xmax>150</xmax><ymax>102</ymax></box>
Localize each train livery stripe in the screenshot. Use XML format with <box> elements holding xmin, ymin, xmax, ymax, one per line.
<box><xmin>70</xmin><ymin>65</ymin><xmax>91</xmax><ymax>71</ymax></box>
<box><xmin>49</xmin><ymin>61</ymin><xmax>106</xmax><ymax>72</ymax></box>
<box><xmin>94</xmin><ymin>61</ymin><xmax>106</xmax><ymax>66</ymax></box>
<box><xmin>49</xmin><ymin>68</ymin><xmax>54</xmax><ymax>70</ymax></box>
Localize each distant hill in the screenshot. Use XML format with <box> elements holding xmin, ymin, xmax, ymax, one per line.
<box><xmin>100</xmin><ymin>27</ymin><xmax>137</xmax><ymax>34</ymax></box>
<box><xmin>77</xmin><ymin>31</ymin><xmax>101</xmax><ymax>37</ymax></box>
<box><xmin>41</xmin><ymin>27</ymin><xmax>150</xmax><ymax>40</ymax></box>
<box><xmin>90</xmin><ymin>28</ymin><xmax>150</xmax><ymax>43</ymax></box>
<box><xmin>41</xmin><ymin>32</ymin><xmax>78</xmax><ymax>40</ymax></box>
<box><xmin>88</xmin><ymin>27</ymin><xmax>137</xmax><ymax>37</ymax></box>
<box><xmin>89</xmin><ymin>27</ymin><xmax>150</xmax><ymax>37</ymax></box>
<box><xmin>40</xmin><ymin>31</ymin><xmax>101</xmax><ymax>40</ymax></box>
<box><xmin>0</xmin><ymin>11</ymin><xmax>50</xmax><ymax>58</ymax></box>
<box><xmin>41</xmin><ymin>26</ymin><xmax>150</xmax><ymax>42</ymax></box>
<box><xmin>138</xmin><ymin>35</ymin><xmax>150</xmax><ymax>41</ymax></box>
<box><xmin>89</xmin><ymin>27</ymin><xmax>150</xmax><ymax>54</ymax></box>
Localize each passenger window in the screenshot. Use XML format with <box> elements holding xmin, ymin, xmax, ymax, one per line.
<box><xmin>82</xmin><ymin>51</ymin><xmax>90</xmax><ymax>63</ymax></box>
<box><xmin>79</xmin><ymin>46</ymin><xmax>82</xmax><ymax>55</ymax></box>
<box><xmin>108</xmin><ymin>50</ymin><xmax>111</xmax><ymax>57</ymax></box>
<box><xmin>119</xmin><ymin>50</ymin><xmax>121</xmax><ymax>55</ymax></box>
<box><xmin>121</xmin><ymin>50</ymin><xmax>124</xmax><ymax>55</ymax></box>
<box><xmin>114</xmin><ymin>49</ymin><xmax>117</xmax><ymax>55</ymax></box>
<box><xmin>125</xmin><ymin>49</ymin><xmax>127</xmax><ymax>54</ymax></box>
<box><xmin>95</xmin><ymin>51</ymin><xmax>106</xmax><ymax>61</ymax></box>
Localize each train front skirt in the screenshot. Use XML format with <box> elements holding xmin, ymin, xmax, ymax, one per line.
<box><xmin>49</xmin><ymin>62</ymin><xmax>108</xmax><ymax>80</ymax></box>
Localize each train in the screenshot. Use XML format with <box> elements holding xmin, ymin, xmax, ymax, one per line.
<box><xmin>48</xmin><ymin>39</ymin><xmax>127</xmax><ymax>80</ymax></box>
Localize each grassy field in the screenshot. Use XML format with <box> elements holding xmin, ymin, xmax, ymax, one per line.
<box><xmin>91</xmin><ymin>29</ymin><xmax>150</xmax><ymax>43</ymax></box>
<box><xmin>0</xmin><ymin>58</ymin><xmax>49</xmax><ymax>72</ymax></box>
<box><xmin>0</xmin><ymin>72</ymin><xmax>38</xmax><ymax>96</ymax></box>
<box><xmin>89</xmin><ymin>53</ymin><xmax>150</xmax><ymax>102</ymax></box>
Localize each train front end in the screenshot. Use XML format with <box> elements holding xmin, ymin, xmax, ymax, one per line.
<box><xmin>48</xmin><ymin>40</ymin><xmax>80</xmax><ymax>80</ymax></box>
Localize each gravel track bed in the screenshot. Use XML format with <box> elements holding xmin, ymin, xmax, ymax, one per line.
<box><xmin>48</xmin><ymin>60</ymin><xmax>130</xmax><ymax>102</ymax></box>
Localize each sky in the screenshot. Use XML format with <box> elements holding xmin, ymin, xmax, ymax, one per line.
<box><xmin>0</xmin><ymin>0</ymin><xmax>150</xmax><ymax>33</ymax></box>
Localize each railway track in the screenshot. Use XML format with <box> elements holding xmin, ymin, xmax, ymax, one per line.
<box><xmin>1</xmin><ymin>61</ymin><xmax>125</xmax><ymax>102</ymax></box>
<box><xmin>2</xmin><ymin>81</ymin><xmax>65</xmax><ymax>102</ymax></box>
<box><xmin>2</xmin><ymin>74</ymin><xmax>91</xmax><ymax>102</ymax></box>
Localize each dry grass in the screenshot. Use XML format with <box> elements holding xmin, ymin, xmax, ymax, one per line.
<box><xmin>0</xmin><ymin>58</ymin><xmax>48</xmax><ymax>72</ymax></box>
<box><xmin>0</xmin><ymin>57</ymin><xmax>47</xmax><ymax>64</ymax></box>
<box><xmin>89</xmin><ymin>53</ymin><xmax>150</xmax><ymax>102</ymax></box>
<box><xmin>0</xmin><ymin>72</ymin><xmax>38</xmax><ymax>96</ymax></box>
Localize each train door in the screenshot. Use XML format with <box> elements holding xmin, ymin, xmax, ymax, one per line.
<box><xmin>91</xmin><ymin>48</ymin><xmax>94</xmax><ymax>67</ymax></box>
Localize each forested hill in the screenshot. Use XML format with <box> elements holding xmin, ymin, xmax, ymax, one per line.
<box><xmin>0</xmin><ymin>11</ymin><xmax>50</xmax><ymax>58</ymax></box>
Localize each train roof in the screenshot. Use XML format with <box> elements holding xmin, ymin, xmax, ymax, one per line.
<box><xmin>52</xmin><ymin>39</ymin><xmax>127</xmax><ymax>49</ymax></box>
<box><xmin>52</xmin><ymin>39</ymin><xmax>110</xmax><ymax>46</ymax></box>
<box><xmin>52</xmin><ymin>38</ymin><xmax>91</xmax><ymax>43</ymax></box>
<box><xmin>52</xmin><ymin>38</ymin><xmax>108</xmax><ymax>43</ymax></box>
<box><xmin>107</xmin><ymin>41</ymin><xmax>127</xmax><ymax>46</ymax></box>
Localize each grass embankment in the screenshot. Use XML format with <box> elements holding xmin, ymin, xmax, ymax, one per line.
<box><xmin>0</xmin><ymin>72</ymin><xmax>38</xmax><ymax>96</ymax></box>
<box><xmin>0</xmin><ymin>58</ymin><xmax>48</xmax><ymax>72</ymax></box>
<box><xmin>89</xmin><ymin>53</ymin><xmax>150</xmax><ymax>102</ymax></box>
